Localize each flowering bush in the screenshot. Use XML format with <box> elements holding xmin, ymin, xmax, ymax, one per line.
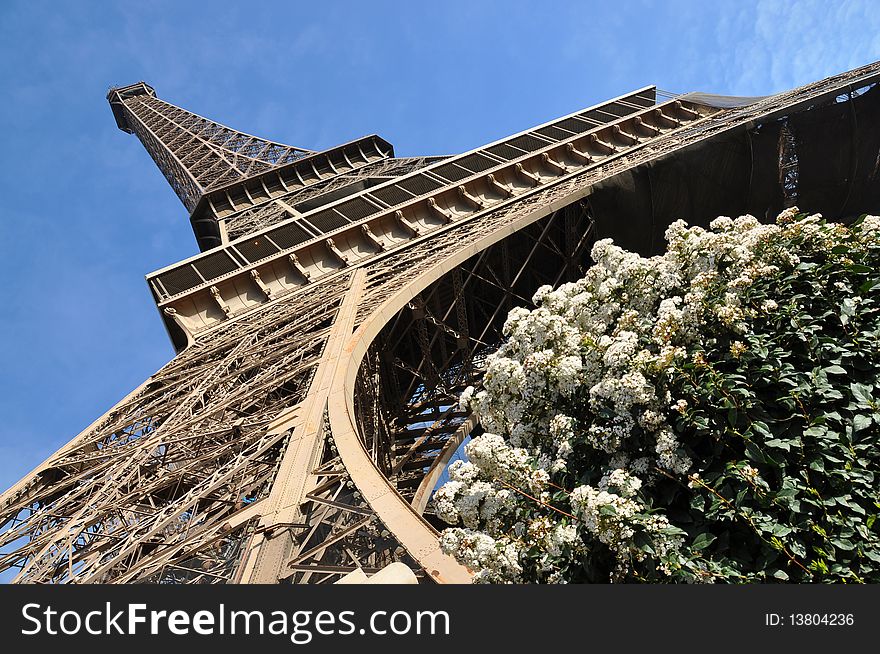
<box><xmin>435</xmin><ymin>210</ymin><xmax>880</xmax><ymax>583</ymax></box>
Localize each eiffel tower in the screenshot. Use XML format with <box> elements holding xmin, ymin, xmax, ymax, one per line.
<box><xmin>2</xmin><ymin>62</ymin><xmax>879</xmax><ymax>584</ymax></box>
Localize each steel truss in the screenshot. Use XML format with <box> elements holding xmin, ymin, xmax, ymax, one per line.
<box><xmin>108</xmin><ymin>83</ymin><xmax>314</xmax><ymax>211</ymax></box>
<box><xmin>0</xmin><ymin>276</ymin><xmax>348</xmax><ymax>583</ymax></box>
<box><xmin>223</xmin><ymin>155</ymin><xmax>446</xmax><ymax>242</ymax></box>
<box><xmin>355</xmin><ymin>201</ymin><xmax>595</xmax><ymax>508</ymax></box>
<box><xmin>3</xmin><ymin>61</ymin><xmax>880</xmax><ymax>583</ymax></box>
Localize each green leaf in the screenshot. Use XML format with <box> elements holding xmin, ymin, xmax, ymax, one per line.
<box><xmin>727</xmin><ymin>408</ymin><xmax>738</xmax><ymax>427</ymax></box>
<box><xmin>765</xmin><ymin>438</ymin><xmax>791</xmax><ymax>451</ymax></box>
<box><xmin>744</xmin><ymin>442</ymin><xmax>765</xmax><ymax>463</ymax></box>
<box><xmin>659</xmin><ymin>525</ymin><xmax>688</xmax><ymax>537</ymax></box>
<box><xmin>824</xmin><ymin>365</ymin><xmax>847</xmax><ymax>376</ymax></box>
<box><xmin>840</xmin><ymin>298</ymin><xmax>855</xmax><ymax>325</ymax></box>
<box><xmin>770</xmin><ymin>524</ymin><xmax>793</xmax><ymax>537</ymax></box>
<box><xmin>853</xmin><ymin>414</ymin><xmax>872</xmax><ymax>432</ymax></box>
<box><xmin>752</xmin><ymin>421</ymin><xmax>773</xmax><ymax>438</ymax></box>
<box><xmin>859</xmin><ymin>278</ymin><xmax>879</xmax><ymax>293</ymax></box>
<box><xmin>692</xmin><ymin>533</ymin><xmax>716</xmax><ymax>551</ymax></box>
<box><xmin>843</xmin><ymin>499</ymin><xmax>866</xmax><ymax>515</ymax></box>
<box><xmin>851</xmin><ymin>383</ymin><xmax>874</xmax><ymax>408</ymax></box>
<box><xmin>822</xmin><ymin>411</ymin><xmax>843</xmax><ymax>423</ymax></box>
<box><xmin>822</xmin><ymin>387</ymin><xmax>845</xmax><ymax>401</ymax></box>
<box><xmin>772</xmin><ymin>569</ymin><xmax>790</xmax><ymax>580</ymax></box>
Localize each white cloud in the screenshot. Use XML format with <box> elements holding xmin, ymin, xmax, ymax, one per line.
<box><xmin>714</xmin><ymin>0</ymin><xmax>880</xmax><ymax>95</ymax></box>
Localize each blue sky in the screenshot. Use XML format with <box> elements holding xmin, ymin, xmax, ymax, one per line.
<box><xmin>0</xmin><ymin>0</ymin><xmax>878</xmax><ymax>502</ymax></box>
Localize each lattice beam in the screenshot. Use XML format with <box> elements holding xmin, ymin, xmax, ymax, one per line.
<box><xmin>108</xmin><ymin>83</ymin><xmax>314</xmax><ymax>211</ymax></box>
<box><xmin>2</xmin><ymin>62</ymin><xmax>879</xmax><ymax>584</ymax></box>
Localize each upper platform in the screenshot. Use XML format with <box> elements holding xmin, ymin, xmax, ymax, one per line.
<box><xmin>107</xmin><ymin>82</ymin><xmax>157</xmax><ymax>132</ymax></box>
<box><xmin>107</xmin><ymin>82</ymin><xmax>418</xmax><ymax>250</ymax></box>
<box><xmin>108</xmin><ymin>84</ymin><xmax>316</xmax><ymax>218</ymax></box>
<box><xmin>111</xmin><ymin>62</ymin><xmax>880</xmax><ymax>351</ymax></box>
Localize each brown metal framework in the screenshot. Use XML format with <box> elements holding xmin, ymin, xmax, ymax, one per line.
<box><xmin>222</xmin><ymin>155</ymin><xmax>447</xmax><ymax>242</ymax></box>
<box><xmin>2</xmin><ymin>61</ymin><xmax>880</xmax><ymax>583</ymax></box>
<box><xmin>108</xmin><ymin>82</ymin><xmax>315</xmax><ymax>212</ymax></box>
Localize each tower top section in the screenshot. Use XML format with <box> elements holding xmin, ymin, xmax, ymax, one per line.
<box><xmin>107</xmin><ymin>82</ymin><xmax>157</xmax><ymax>131</ymax></box>
<box><xmin>107</xmin><ymin>82</ymin><xmax>315</xmax><ymax>213</ymax></box>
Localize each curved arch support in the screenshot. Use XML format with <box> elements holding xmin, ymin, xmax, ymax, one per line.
<box><xmin>325</xmin><ymin>193</ymin><xmax>588</xmax><ymax>584</ymax></box>
<box><xmin>326</xmin><ymin>330</ymin><xmax>473</xmax><ymax>584</ymax></box>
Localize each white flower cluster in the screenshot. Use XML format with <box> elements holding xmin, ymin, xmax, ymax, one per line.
<box><xmin>567</xmin><ymin>469</ymin><xmax>683</xmax><ymax>579</ymax></box>
<box><xmin>458</xmin><ymin>385</ymin><xmax>476</xmax><ymax>411</ymax></box>
<box><xmin>432</xmin><ymin>434</ymin><xmax>543</xmax><ymax>534</ymax></box>
<box><xmin>437</xmin><ymin>210</ymin><xmax>852</xmax><ymax>583</ymax></box>
<box><xmin>569</xmin><ymin>484</ymin><xmax>638</xmax><ymax>548</ymax></box>
<box><xmin>438</xmin><ymin>528</ymin><xmax>524</xmax><ymax>583</ymax></box>
<box><xmin>860</xmin><ymin>215</ymin><xmax>880</xmax><ymax>235</ymax></box>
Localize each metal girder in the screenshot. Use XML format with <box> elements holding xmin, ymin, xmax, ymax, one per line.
<box><xmin>2</xmin><ymin>62</ymin><xmax>880</xmax><ymax>584</ymax></box>
<box><xmin>356</xmin><ymin>203</ymin><xmax>594</xmax><ymax>509</ymax></box>
<box><xmin>222</xmin><ymin>156</ymin><xmax>445</xmax><ymax>241</ymax></box>
<box><xmin>0</xmin><ymin>276</ymin><xmax>350</xmax><ymax>583</ymax></box>
<box><xmin>108</xmin><ymin>85</ymin><xmax>314</xmax><ymax>211</ymax></box>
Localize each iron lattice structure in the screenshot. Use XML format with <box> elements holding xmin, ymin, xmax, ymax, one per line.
<box><xmin>2</xmin><ymin>63</ymin><xmax>880</xmax><ymax>583</ymax></box>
